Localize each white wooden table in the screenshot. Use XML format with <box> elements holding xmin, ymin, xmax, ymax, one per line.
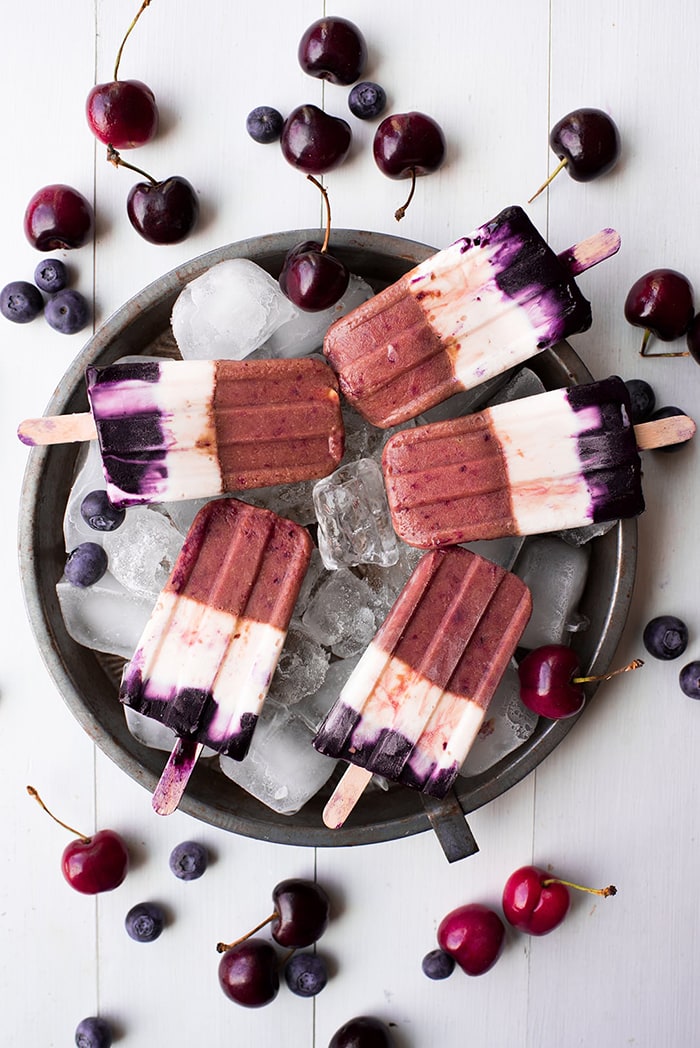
<box><xmin>3</xmin><ymin>2</ymin><xmax>699</xmax><ymax>1045</ymax></box>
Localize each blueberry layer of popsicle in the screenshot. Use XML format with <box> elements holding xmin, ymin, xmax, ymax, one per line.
<box><xmin>382</xmin><ymin>376</ymin><xmax>645</xmax><ymax>547</ymax></box>
<box><xmin>313</xmin><ymin>547</ymin><xmax>532</xmax><ymax>800</ymax></box>
<box><xmin>323</xmin><ymin>205</ymin><xmax>605</xmax><ymax>428</ymax></box>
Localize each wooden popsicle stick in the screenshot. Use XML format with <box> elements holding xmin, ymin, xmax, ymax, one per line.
<box><xmin>634</xmin><ymin>414</ymin><xmax>696</xmax><ymax>450</ymax></box>
<box><xmin>557</xmin><ymin>228</ymin><xmax>621</xmax><ymax>276</ymax></box>
<box><xmin>17</xmin><ymin>411</ymin><xmax>97</xmax><ymax>446</ymax></box>
<box><xmin>322</xmin><ymin>764</ymin><xmax>374</xmax><ymax>829</ymax></box>
<box><xmin>152</xmin><ymin>737</ymin><xmax>204</xmax><ymax>816</ymax></box>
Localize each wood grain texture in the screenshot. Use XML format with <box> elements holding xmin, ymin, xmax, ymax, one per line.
<box><xmin>2</xmin><ymin>1</ymin><xmax>700</xmax><ymax>1045</ymax></box>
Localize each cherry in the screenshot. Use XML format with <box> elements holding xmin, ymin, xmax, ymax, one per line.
<box><xmin>85</xmin><ymin>0</ymin><xmax>158</xmax><ymax>149</ymax></box>
<box><xmin>624</xmin><ymin>269</ymin><xmax>694</xmax><ymax>356</ymax></box>
<box><xmin>217</xmin><ymin>938</ymin><xmax>280</xmax><ymax>1007</ymax></box>
<box><xmin>372</xmin><ymin>111</ymin><xmax>446</xmax><ymax>220</ymax></box>
<box><xmin>108</xmin><ymin>147</ymin><xmax>199</xmax><ymax>244</ymax></box>
<box><xmin>27</xmin><ymin>785</ymin><xmax>129</xmax><ymax>894</ymax></box>
<box><xmin>216</xmin><ymin>877</ymin><xmax>330</xmax><ymax>954</ymax></box>
<box><xmin>280</xmin><ymin>104</ymin><xmax>352</xmax><ymax>175</ymax></box>
<box><xmin>24</xmin><ymin>184</ymin><xmax>94</xmax><ymax>251</ymax></box>
<box><xmin>436</xmin><ymin>903</ymin><xmax>505</xmax><ymax>976</ymax></box>
<box><xmin>298</xmin><ymin>16</ymin><xmax>367</xmax><ymax>86</ymax></box>
<box><xmin>529</xmin><ymin>108</ymin><xmax>621</xmax><ymax>201</ymax></box>
<box><xmin>502</xmin><ymin>865</ymin><xmax>617</xmax><ymax>936</ymax></box>
<box><xmin>518</xmin><ymin>645</ymin><xmax>644</xmax><ymax>720</ymax></box>
<box><xmin>279</xmin><ymin>176</ymin><xmax>349</xmax><ymax>312</ymax></box>
<box><xmin>328</xmin><ymin>1016</ymin><xmax>396</xmax><ymax>1048</ymax></box>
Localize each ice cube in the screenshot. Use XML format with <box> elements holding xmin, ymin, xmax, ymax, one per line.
<box><xmin>219</xmin><ymin>704</ymin><xmax>337</xmax><ymax>815</ymax></box>
<box><xmin>294</xmin><ymin>653</ymin><xmax>363</xmax><ymax>733</ymax></box>
<box><xmin>295</xmin><ymin>547</ymin><xmax>328</xmax><ymax>618</ymax></box>
<box><xmin>57</xmin><ymin>573</ymin><xmax>154</xmax><ymax>658</ymax></box>
<box><xmin>172</xmin><ymin>258</ymin><xmax>296</xmax><ymax>361</ymax></box>
<box><xmin>124</xmin><ymin>706</ymin><xmax>216</xmax><ymax>757</ymax></box>
<box><xmin>240</xmin><ymin>478</ymin><xmax>317</xmax><ymax>526</ymax></box>
<box><xmin>357</xmin><ymin>543</ymin><xmax>424</xmax><ymax>622</ymax></box>
<box><xmin>513</xmin><ymin>535</ymin><xmax>591</xmax><ymax>649</ymax></box>
<box><xmin>267</xmin><ymin>625</ymin><xmax>330</xmax><ymax>707</ymax></box>
<box><xmin>313</xmin><ymin>458</ymin><xmax>399</xmax><ymax>570</ymax></box>
<box><xmin>63</xmin><ymin>440</ymin><xmax>113</xmax><ymax>551</ymax></box>
<box><xmin>459</xmin><ymin>661</ymin><xmax>538</xmax><ymax>776</ymax></box>
<box><xmin>301</xmin><ymin>568</ymin><xmax>377</xmax><ymax>657</ymax></box>
<box><xmin>102</xmin><ymin>507</ymin><xmax>184</xmax><ymax>599</ymax></box>
<box><xmin>255</xmin><ymin>274</ymin><xmax>374</xmax><ymax>358</ymax></box>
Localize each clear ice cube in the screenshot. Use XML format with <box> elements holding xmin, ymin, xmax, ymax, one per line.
<box><xmin>255</xmin><ymin>274</ymin><xmax>374</xmax><ymax>358</ymax></box>
<box><xmin>267</xmin><ymin>625</ymin><xmax>330</xmax><ymax>707</ymax></box>
<box><xmin>459</xmin><ymin>661</ymin><xmax>538</xmax><ymax>776</ymax></box>
<box><xmin>171</xmin><ymin>258</ymin><xmax>296</xmax><ymax>361</ymax></box>
<box><xmin>124</xmin><ymin>706</ymin><xmax>217</xmax><ymax>757</ymax></box>
<box><xmin>513</xmin><ymin>535</ymin><xmax>591</xmax><ymax>649</ymax></box>
<box><xmin>56</xmin><ymin>574</ymin><xmax>154</xmax><ymax>659</ymax></box>
<box><xmin>293</xmin><ymin>653</ymin><xmax>363</xmax><ymax>733</ymax></box>
<box><xmin>313</xmin><ymin>458</ymin><xmax>399</xmax><ymax>570</ymax></box>
<box><xmin>240</xmin><ymin>478</ymin><xmax>317</xmax><ymax>526</ymax></box>
<box><xmin>301</xmin><ymin>568</ymin><xmax>377</xmax><ymax>657</ymax></box>
<box><xmin>102</xmin><ymin>507</ymin><xmax>184</xmax><ymax>599</ymax></box>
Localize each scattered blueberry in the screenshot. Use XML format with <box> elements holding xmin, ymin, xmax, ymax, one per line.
<box><xmin>421</xmin><ymin>948</ymin><xmax>456</xmax><ymax>980</ymax></box>
<box><xmin>125</xmin><ymin>901</ymin><xmax>165</xmax><ymax>943</ymax></box>
<box><xmin>80</xmin><ymin>490</ymin><xmax>126</xmax><ymax>532</ymax></box>
<box><xmin>74</xmin><ymin>1015</ymin><xmax>113</xmax><ymax>1048</ymax></box>
<box><xmin>0</xmin><ymin>280</ymin><xmax>43</xmax><ymax>324</ymax></box>
<box><xmin>348</xmin><ymin>81</ymin><xmax>387</xmax><ymax>120</ymax></box>
<box><xmin>34</xmin><ymin>257</ymin><xmax>68</xmax><ymax>293</ymax></box>
<box><xmin>169</xmin><ymin>840</ymin><xmax>208</xmax><ymax>881</ymax></box>
<box><xmin>284</xmin><ymin>952</ymin><xmax>328</xmax><ymax>997</ymax></box>
<box><xmin>625</xmin><ymin>378</ymin><xmax>656</xmax><ymax>424</ymax></box>
<box><xmin>64</xmin><ymin>543</ymin><xmax>108</xmax><ymax>587</ymax></box>
<box><xmin>246</xmin><ymin>106</ymin><xmax>284</xmax><ymax>143</ymax></box>
<box><xmin>643</xmin><ymin>615</ymin><xmax>689</xmax><ymax>660</ymax></box>
<box><xmin>648</xmin><ymin>405</ymin><xmax>691</xmax><ymax>453</ymax></box>
<box><xmin>45</xmin><ymin>288</ymin><xmax>89</xmax><ymax>334</ymax></box>
<box><xmin>679</xmin><ymin>660</ymin><xmax>700</xmax><ymax>700</ymax></box>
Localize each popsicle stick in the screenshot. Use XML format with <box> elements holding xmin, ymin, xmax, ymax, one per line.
<box><xmin>17</xmin><ymin>411</ymin><xmax>97</xmax><ymax>446</ymax></box>
<box><xmin>322</xmin><ymin>765</ymin><xmax>373</xmax><ymax>829</ymax></box>
<box><xmin>152</xmin><ymin>737</ymin><xmax>204</xmax><ymax>816</ymax></box>
<box><xmin>557</xmin><ymin>228</ymin><xmax>621</xmax><ymax>276</ymax></box>
<box><xmin>634</xmin><ymin>414</ymin><xmax>696</xmax><ymax>450</ymax></box>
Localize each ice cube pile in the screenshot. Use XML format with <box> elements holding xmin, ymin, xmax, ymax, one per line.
<box><xmin>57</xmin><ymin>254</ymin><xmax>604</xmax><ymax>818</ymax></box>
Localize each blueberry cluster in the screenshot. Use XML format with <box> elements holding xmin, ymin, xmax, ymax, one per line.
<box><xmin>1</xmin><ymin>259</ymin><xmax>89</xmax><ymax>335</ymax></box>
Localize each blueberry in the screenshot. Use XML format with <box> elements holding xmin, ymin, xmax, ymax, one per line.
<box><xmin>34</xmin><ymin>257</ymin><xmax>68</xmax><ymax>293</ymax></box>
<box><xmin>421</xmin><ymin>948</ymin><xmax>456</xmax><ymax>980</ymax></box>
<box><xmin>348</xmin><ymin>81</ymin><xmax>387</xmax><ymax>120</ymax></box>
<box><xmin>80</xmin><ymin>490</ymin><xmax>126</xmax><ymax>532</ymax></box>
<box><xmin>0</xmin><ymin>280</ymin><xmax>43</xmax><ymax>323</ymax></box>
<box><xmin>169</xmin><ymin>840</ymin><xmax>208</xmax><ymax>880</ymax></box>
<box><xmin>64</xmin><ymin>543</ymin><xmax>108</xmax><ymax>587</ymax></box>
<box><xmin>680</xmin><ymin>661</ymin><xmax>700</xmax><ymax>699</ymax></box>
<box><xmin>624</xmin><ymin>378</ymin><xmax>656</xmax><ymax>424</ymax></box>
<box><xmin>284</xmin><ymin>952</ymin><xmax>328</xmax><ymax>997</ymax></box>
<box><xmin>45</xmin><ymin>288</ymin><xmax>89</xmax><ymax>334</ymax></box>
<box><xmin>74</xmin><ymin>1016</ymin><xmax>113</xmax><ymax>1048</ymax></box>
<box><xmin>246</xmin><ymin>106</ymin><xmax>284</xmax><ymax>143</ymax></box>
<box><xmin>125</xmin><ymin>901</ymin><xmax>165</xmax><ymax>942</ymax></box>
<box><xmin>643</xmin><ymin>615</ymin><xmax>689</xmax><ymax>660</ymax></box>
<box><xmin>648</xmin><ymin>405</ymin><xmax>691</xmax><ymax>453</ymax></box>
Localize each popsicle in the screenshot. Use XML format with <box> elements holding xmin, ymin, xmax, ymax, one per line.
<box><xmin>382</xmin><ymin>375</ymin><xmax>696</xmax><ymax>548</ymax></box>
<box><xmin>314</xmin><ymin>547</ymin><xmax>532</xmax><ymax>827</ymax></box>
<box><xmin>323</xmin><ymin>204</ymin><xmax>620</xmax><ymax>427</ymax></box>
<box><xmin>119</xmin><ymin>497</ymin><xmax>313</xmax><ymax>814</ymax></box>
<box><xmin>18</xmin><ymin>356</ymin><xmax>344</xmax><ymax>508</ymax></box>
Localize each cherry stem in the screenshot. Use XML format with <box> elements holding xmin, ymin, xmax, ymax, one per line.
<box><xmin>114</xmin><ymin>0</ymin><xmax>153</xmax><ymax>81</ymax></box>
<box><xmin>215</xmin><ymin>911</ymin><xmax>276</xmax><ymax>953</ymax></box>
<box><xmin>639</xmin><ymin>327</ymin><xmax>689</xmax><ymax>357</ymax></box>
<box><xmin>573</xmin><ymin>657</ymin><xmax>644</xmax><ymax>685</ymax></box>
<box><xmin>26</xmin><ymin>785</ymin><xmax>90</xmax><ymax>842</ymax></box>
<box><xmin>394</xmin><ymin>168</ymin><xmax>417</xmax><ymax>222</ymax></box>
<box><xmin>107</xmin><ymin>145</ymin><xmax>157</xmax><ymax>185</ymax></box>
<box><xmin>306</xmin><ymin>174</ymin><xmax>332</xmax><ymax>253</ymax></box>
<box><xmin>542</xmin><ymin>876</ymin><xmax>617</xmax><ymax>898</ymax></box>
<box><xmin>527</xmin><ymin>157</ymin><xmax>568</xmax><ymax>204</ymax></box>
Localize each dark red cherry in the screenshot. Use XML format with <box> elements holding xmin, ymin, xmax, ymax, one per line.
<box><xmin>218</xmin><ymin>938</ymin><xmax>280</xmax><ymax>1007</ymax></box>
<box><xmin>328</xmin><ymin>1016</ymin><xmax>396</xmax><ymax>1048</ymax></box>
<box><xmin>280</xmin><ymin>104</ymin><xmax>352</xmax><ymax>175</ymax></box>
<box><xmin>373</xmin><ymin>112</ymin><xmax>446</xmax><ymax>219</ymax></box>
<box><xmin>86</xmin><ymin>79</ymin><xmax>158</xmax><ymax>149</ymax></box>
<box><xmin>24</xmin><ymin>184</ymin><xmax>94</xmax><ymax>251</ymax></box>
<box><xmin>270</xmin><ymin>877</ymin><xmax>331</xmax><ymax>948</ymax></box>
<box><xmin>549</xmin><ymin>108</ymin><xmax>621</xmax><ymax>182</ymax></box>
<box><xmin>502</xmin><ymin>864</ymin><xmax>616</xmax><ymax>936</ymax></box>
<box><xmin>436</xmin><ymin>903</ymin><xmax>505</xmax><ymax>976</ymax></box>
<box><xmin>279</xmin><ymin>241</ymin><xmax>349</xmax><ymax>311</ymax></box>
<box><xmin>624</xmin><ymin>269</ymin><xmax>694</xmax><ymax>355</ymax></box>
<box><xmin>517</xmin><ymin>645</ymin><xmax>585</xmax><ymax>719</ymax></box>
<box><xmin>126</xmin><ymin>176</ymin><xmax>199</xmax><ymax>244</ymax></box>
<box><xmin>298</xmin><ymin>17</ymin><xmax>367</xmax><ymax>86</ymax></box>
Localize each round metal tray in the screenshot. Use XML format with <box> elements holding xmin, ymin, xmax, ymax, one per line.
<box><xmin>18</xmin><ymin>228</ymin><xmax>637</xmax><ymax>851</ymax></box>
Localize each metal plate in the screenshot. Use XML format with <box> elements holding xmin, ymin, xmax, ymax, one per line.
<box><xmin>18</xmin><ymin>228</ymin><xmax>637</xmax><ymax>849</ymax></box>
